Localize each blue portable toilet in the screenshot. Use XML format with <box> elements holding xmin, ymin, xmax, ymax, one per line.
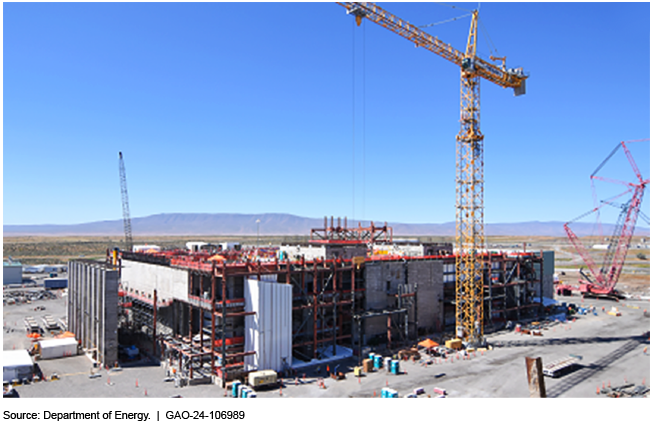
<box><xmin>382</xmin><ymin>388</ymin><xmax>398</xmax><ymax>398</ymax></box>
<box><xmin>232</xmin><ymin>381</ymin><xmax>241</xmax><ymax>398</ymax></box>
<box><xmin>390</xmin><ymin>360</ymin><xmax>400</xmax><ymax>375</ymax></box>
<box><xmin>374</xmin><ymin>354</ymin><xmax>383</xmax><ymax>369</ymax></box>
<box><xmin>369</xmin><ymin>352</ymin><xmax>375</xmax><ymax>361</ymax></box>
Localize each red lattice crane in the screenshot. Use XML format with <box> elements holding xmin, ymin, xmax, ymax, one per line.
<box><xmin>564</xmin><ymin>139</ymin><xmax>649</xmax><ymax>298</ymax></box>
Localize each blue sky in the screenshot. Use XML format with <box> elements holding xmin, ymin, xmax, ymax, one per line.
<box><xmin>3</xmin><ymin>2</ymin><xmax>649</xmax><ymax>226</ymax></box>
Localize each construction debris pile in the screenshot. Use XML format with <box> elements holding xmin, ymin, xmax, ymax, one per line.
<box><xmin>3</xmin><ymin>289</ymin><xmax>60</xmax><ymax>305</ymax></box>
<box><xmin>598</xmin><ymin>383</ymin><xmax>649</xmax><ymax>398</ymax></box>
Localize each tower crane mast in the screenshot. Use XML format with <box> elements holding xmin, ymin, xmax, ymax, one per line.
<box><xmin>339</xmin><ymin>2</ymin><xmax>527</xmax><ymax>345</ymax></box>
<box><xmin>119</xmin><ymin>152</ymin><xmax>133</xmax><ymax>252</ymax></box>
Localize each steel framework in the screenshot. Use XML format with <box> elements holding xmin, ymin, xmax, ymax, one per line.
<box><xmin>310</xmin><ymin>216</ymin><xmax>392</xmax><ymax>245</ymax></box>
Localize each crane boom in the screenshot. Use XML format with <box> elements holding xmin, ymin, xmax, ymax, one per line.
<box><xmin>339</xmin><ymin>2</ymin><xmax>527</xmax><ymax>345</ymax></box>
<box><xmin>119</xmin><ymin>152</ymin><xmax>133</xmax><ymax>252</ymax></box>
<box><xmin>338</xmin><ymin>2</ymin><xmax>527</xmax><ymax>93</ymax></box>
<box><xmin>564</xmin><ymin>140</ymin><xmax>648</xmax><ymax>298</ymax></box>
<box><xmin>604</xmin><ymin>184</ymin><xmax>645</xmax><ymax>292</ymax></box>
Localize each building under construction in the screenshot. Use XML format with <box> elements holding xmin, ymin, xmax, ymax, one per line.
<box><xmin>67</xmin><ymin>218</ymin><xmax>553</xmax><ymax>387</ymax></box>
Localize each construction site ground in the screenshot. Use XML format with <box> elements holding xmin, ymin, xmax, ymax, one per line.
<box><xmin>4</xmin><ymin>291</ymin><xmax>649</xmax><ymax>398</ymax></box>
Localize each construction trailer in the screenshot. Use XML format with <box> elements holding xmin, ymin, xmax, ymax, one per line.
<box><xmin>36</xmin><ymin>338</ymin><xmax>78</xmax><ymax>360</ymax></box>
<box><xmin>3</xmin><ymin>350</ymin><xmax>34</xmax><ymax>383</ymax></box>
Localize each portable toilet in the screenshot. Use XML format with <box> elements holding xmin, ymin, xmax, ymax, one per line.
<box><xmin>241</xmin><ymin>387</ymin><xmax>249</xmax><ymax>398</ymax></box>
<box><xmin>381</xmin><ymin>387</ymin><xmax>398</xmax><ymax>398</ymax></box>
<box><xmin>384</xmin><ymin>357</ymin><xmax>392</xmax><ymax>370</ymax></box>
<box><xmin>374</xmin><ymin>354</ymin><xmax>383</xmax><ymax>369</ymax></box>
<box><xmin>232</xmin><ymin>380</ymin><xmax>241</xmax><ymax>398</ymax></box>
<box><xmin>237</xmin><ymin>383</ymin><xmax>246</xmax><ymax>398</ymax></box>
<box><xmin>390</xmin><ymin>360</ymin><xmax>400</xmax><ymax>375</ymax></box>
<box><xmin>369</xmin><ymin>352</ymin><xmax>375</xmax><ymax>361</ymax></box>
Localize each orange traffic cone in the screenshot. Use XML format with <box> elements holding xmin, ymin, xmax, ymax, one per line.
<box><xmin>386</xmin><ymin>380</ymin><xmax>389</xmax><ymax>387</ymax></box>
<box><xmin>608</xmin><ymin>381</ymin><xmax>611</xmax><ymax>388</ymax></box>
<box><xmin>107</xmin><ymin>376</ymin><xmax>111</xmax><ymax>385</ymax></box>
<box><xmin>596</xmin><ymin>386</ymin><xmax>600</xmax><ymax>395</ymax></box>
<box><xmin>373</xmin><ymin>390</ymin><xmax>376</xmax><ymax>397</ymax></box>
<box><xmin>358</xmin><ymin>377</ymin><xmax>361</xmax><ymax>384</ymax></box>
<box><xmin>279</xmin><ymin>387</ymin><xmax>282</xmax><ymax>396</ymax></box>
<box><xmin>135</xmin><ymin>379</ymin><xmax>139</xmax><ymax>388</ymax></box>
<box><xmin>144</xmin><ymin>388</ymin><xmax>148</xmax><ymax>396</ymax></box>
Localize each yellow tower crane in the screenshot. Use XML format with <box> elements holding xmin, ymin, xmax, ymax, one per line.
<box><xmin>339</xmin><ymin>2</ymin><xmax>528</xmax><ymax>345</ymax></box>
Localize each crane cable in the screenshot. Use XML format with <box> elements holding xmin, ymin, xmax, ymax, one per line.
<box><xmin>362</xmin><ymin>20</ymin><xmax>366</xmax><ymax>222</ymax></box>
<box><xmin>352</xmin><ymin>18</ymin><xmax>356</xmax><ymax>223</ymax></box>
<box><xmin>419</xmin><ymin>13</ymin><xmax>472</xmax><ymax>29</ymax></box>
<box><xmin>352</xmin><ymin>18</ymin><xmax>368</xmax><ymax>225</ymax></box>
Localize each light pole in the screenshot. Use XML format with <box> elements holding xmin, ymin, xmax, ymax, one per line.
<box><xmin>256</xmin><ymin>219</ymin><xmax>261</xmax><ymax>250</ymax></box>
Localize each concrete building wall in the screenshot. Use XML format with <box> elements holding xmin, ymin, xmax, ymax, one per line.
<box><xmin>364</xmin><ymin>261</ymin><xmax>407</xmax><ymax>339</ymax></box>
<box><xmin>542</xmin><ymin>251</ymin><xmax>555</xmax><ymax>299</ymax></box>
<box><xmin>67</xmin><ymin>260</ymin><xmax>118</xmax><ymax>367</ymax></box>
<box><xmin>407</xmin><ymin>260</ymin><xmax>444</xmax><ymax>333</ymax></box>
<box><xmin>121</xmin><ymin>259</ymin><xmax>189</xmax><ymax>303</ymax></box>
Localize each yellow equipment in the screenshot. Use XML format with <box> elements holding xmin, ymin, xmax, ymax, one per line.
<box><xmin>338</xmin><ymin>2</ymin><xmax>527</xmax><ymax>345</ymax></box>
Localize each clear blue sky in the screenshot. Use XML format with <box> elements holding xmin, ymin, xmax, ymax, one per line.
<box><xmin>3</xmin><ymin>2</ymin><xmax>649</xmax><ymax>226</ymax></box>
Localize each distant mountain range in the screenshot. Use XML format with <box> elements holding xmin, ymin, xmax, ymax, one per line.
<box><xmin>4</xmin><ymin>213</ymin><xmax>649</xmax><ymax>237</ymax></box>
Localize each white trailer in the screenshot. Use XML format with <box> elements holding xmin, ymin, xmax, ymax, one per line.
<box><xmin>38</xmin><ymin>338</ymin><xmax>78</xmax><ymax>360</ymax></box>
<box><xmin>3</xmin><ymin>350</ymin><xmax>34</xmax><ymax>382</ymax></box>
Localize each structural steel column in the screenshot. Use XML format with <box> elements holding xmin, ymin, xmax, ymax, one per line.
<box><xmin>313</xmin><ymin>262</ymin><xmax>318</xmax><ymax>359</ymax></box>
<box><xmin>153</xmin><ymin>289</ymin><xmax>157</xmax><ymax>357</ymax></box>
<box><xmin>211</xmin><ymin>265</ymin><xmax>216</xmax><ymax>377</ymax></box>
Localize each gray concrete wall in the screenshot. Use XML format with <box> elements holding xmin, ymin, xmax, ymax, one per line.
<box><xmin>121</xmin><ymin>259</ymin><xmax>189</xmax><ymax>303</ymax></box>
<box><xmin>408</xmin><ymin>260</ymin><xmax>444</xmax><ymax>333</ymax></box>
<box><xmin>542</xmin><ymin>251</ymin><xmax>555</xmax><ymax>299</ymax></box>
<box><xmin>67</xmin><ymin>260</ymin><xmax>118</xmax><ymax>367</ymax></box>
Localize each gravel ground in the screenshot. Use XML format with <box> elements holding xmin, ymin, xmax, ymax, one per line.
<box><xmin>4</xmin><ymin>292</ymin><xmax>649</xmax><ymax>399</ymax></box>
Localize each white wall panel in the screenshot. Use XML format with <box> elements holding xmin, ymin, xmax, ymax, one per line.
<box><xmin>244</xmin><ymin>278</ymin><xmax>292</xmax><ymax>372</ymax></box>
<box><xmin>121</xmin><ymin>260</ymin><xmax>188</xmax><ymax>302</ymax></box>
